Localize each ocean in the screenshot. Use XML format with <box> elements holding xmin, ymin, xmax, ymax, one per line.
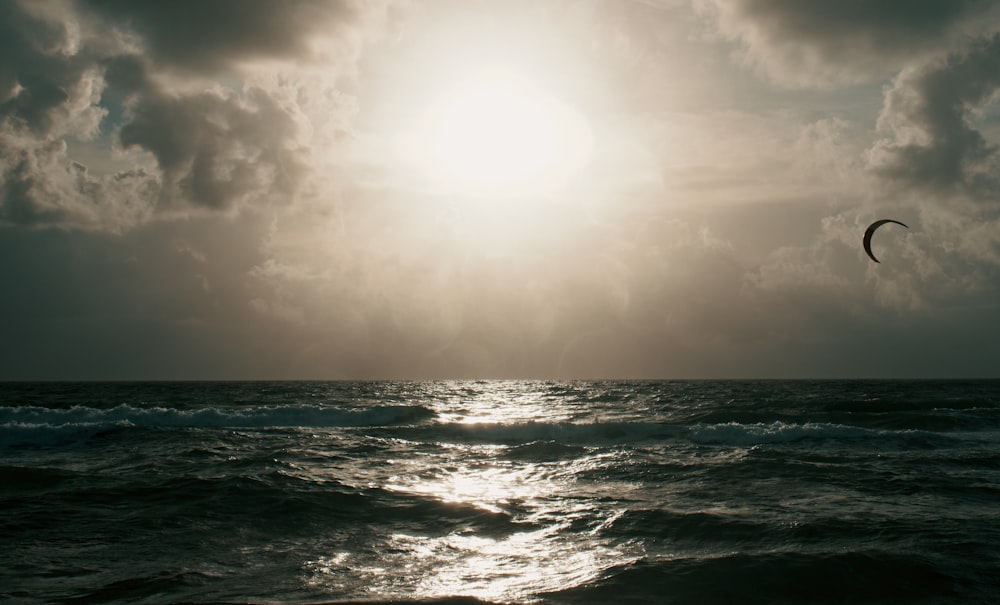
<box><xmin>2</xmin><ymin>380</ymin><xmax>999</xmax><ymax>604</ymax></box>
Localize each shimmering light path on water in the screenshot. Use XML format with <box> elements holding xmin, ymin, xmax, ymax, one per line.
<box><xmin>2</xmin><ymin>380</ymin><xmax>999</xmax><ymax>603</ymax></box>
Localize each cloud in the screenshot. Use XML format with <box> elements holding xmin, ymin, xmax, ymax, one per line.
<box><xmin>700</xmin><ymin>0</ymin><xmax>1000</xmax><ymax>86</ymax></box>
<box><xmin>0</xmin><ymin>0</ymin><xmax>388</xmax><ymax>230</ymax></box>
<box><xmin>3</xmin><ymin>0</ymin><xmax>999</xmax><ymax>379</ymax></box>
<box><xmin>867</xmin><ymin>34</ymin><xmax>1000</xmax><ymax>197</ymax></box>
<box><xmin>690</xmin><ymin>2</ymin><xmax>1000</xmax><ymax>309</ymax></box>
<box><xmin>78</xmin><ymin>0</ymin><xmax>371</xmax><ymax>74</ymax></box>
<box><xmin>0</xmin><ymin>140</ymin><xmax>156</xmax><ymax>229</ymax></box>
<box><xmin>115</xmin><ymin>75</ymin><xmax>310</xmax><ymax>213</ymax></box>
<box><xmin>0</xmin><ymin>1</ymin><xmax>105</xmax><ymax>138</ymax></box>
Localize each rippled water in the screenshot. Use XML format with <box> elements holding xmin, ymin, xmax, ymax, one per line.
<box><xmin>3</xmin><ymin>380</ymin><xmax>999</xmax><ymax>604</ymax></box>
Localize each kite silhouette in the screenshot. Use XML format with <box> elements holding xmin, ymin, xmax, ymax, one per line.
<box><xmin>863</xmin><ymin>219</ymin><xmax>908</xmax><ymax>263</ymax></box>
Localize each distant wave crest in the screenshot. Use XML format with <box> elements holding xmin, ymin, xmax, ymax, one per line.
<box><xmin>0</xmin><ymin>404</ymin><xmax>436</xmax><ymax>447</ymax></box>
<box><xmin>413</xmin><ymin>420</ymin><xmax>679</xmax><ymax>445</ymax></box>
<box><xmin>405</xmin><ymin>419</ymin><xmax>946</xmax><ymax>448</ymax></box>
<box><xmin>3</xmin><ymin>404</ymin><xmax>952</xmax><ymax>450</ymax></box>
<box><xmin>689</xmin><ymin>421</ymin><xmax>874</xmax><ymax>445</ymax></box>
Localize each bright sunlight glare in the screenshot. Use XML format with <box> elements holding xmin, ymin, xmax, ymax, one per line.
<box><xmin>400</xmin><ymin>68</ymin><xmax>593</xmax><ymax>199</ymax></box>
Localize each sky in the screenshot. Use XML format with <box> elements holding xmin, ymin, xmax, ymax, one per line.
<box><xmin>2</xmin><ymin>0</ymin><xmax>1000</xmax><ymax>380</ymax></box>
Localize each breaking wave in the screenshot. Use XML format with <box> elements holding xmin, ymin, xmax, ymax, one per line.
<box><xmin>0</xmin><ymin>404</ymin><xmax>436</xmax><ymax>447</ymax></box>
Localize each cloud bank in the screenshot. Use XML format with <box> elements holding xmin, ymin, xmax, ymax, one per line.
<box><xmin>0</xmin><ymin>0</ymin><xmax>387</xmax><ymax>230</ymax></box>
<box><xmin>1</xmin><ymin>0</ymin><xmax>999</xmax><ymax>379</ymax></box>
<box><xmin>701</xmin><ymin>0</ymin><xmax>1000</xmax><ymax>86</ymax></box>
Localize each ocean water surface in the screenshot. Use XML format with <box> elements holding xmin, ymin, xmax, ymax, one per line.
<box><xmin>2</xmin><ymin>380</ymin><xmax>999</xmax><ymax>604</ymax></box>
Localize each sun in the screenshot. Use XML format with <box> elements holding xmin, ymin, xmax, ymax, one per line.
<box><xmin>403</xmin><ymin>67</ymin><xmax>593</xmax><ymax>199</ymax></box>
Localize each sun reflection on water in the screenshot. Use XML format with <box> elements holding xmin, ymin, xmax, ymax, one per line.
<box><xmin>399</xmin><ymin>523</ymin><xmax>629</xmax><ymax>603</ymax></box>
<box><xmin>306</xmin><ymin>452</ymin><xmax>640</xmax><ymax>602</ymax></box>
<box><xmin>303</xmin><ymin>382</ymin><xmax>644</xmax><ymax>602</ymax></box>
<box><xmin>307</xmin><ymin>505</ymin><xmax>636</xmax><ymax>604</ymax></box>
<box><xmin>431</xmin><ymin>382</ymin><xmax>586</xmax><ymax>426</ymax></box>
<box><xmin>384</xmin><ymin>460</ymin><xmax>550</xmax><ymax>514</ymax></box>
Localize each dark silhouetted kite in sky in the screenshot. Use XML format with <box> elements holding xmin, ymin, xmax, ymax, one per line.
<box><xmin>863</xmin><ymin>219</ymin><xmax>908</xmax><ymax>263</ymax></box>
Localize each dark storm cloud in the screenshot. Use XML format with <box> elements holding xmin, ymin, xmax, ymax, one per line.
<box><xmin>79</xmin><ymin>0</ymin><xmax>361</xmax><ymax>73</ymax></box>
<box><xmin>129</xmin><ymin>91</ymin><xmax>305</xmax><ymax>211</ymax></box>
<box><xmin>727</xmin><ymin>0</ymin><xmax>988</xmax><ymax>45</ymax></box>
<box><xmin>0</xmin><ymin>0</ymin><xmax>376</xmax><ymax>229</ymax></box>
<box><xmin>702</xmin><ymin>0</ymin><xmax>1000</xmax><ymax>198</ymax></box>
<box><xmin>0</xmin><ymin>0</ymin><xmax>105</xmax><ymax>228</ymax></box>
<box><xmin>704</xmin><ymin>0</ymin><xmax>999</xmax><ymax>84</ymax></box>
<box><xmin>0</xmin><ymin>141</ymin><xmax>79</xmax><ymax>226</ymax></box>
<box><xmin>112</xmin><ymin>61</ymin><xmax>309</xmax><ymax>211</ymax></box>
<box><xmin>869</xmin><ymin>34</ymin><xmax>1000</xmax><ymax>196</ymax></box>
<box><xmin>0</xmin><ymin>1</ymin><xmax>103</xmax><ymax>137</ymax></box>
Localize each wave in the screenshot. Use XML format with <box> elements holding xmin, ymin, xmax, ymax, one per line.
<box><xmin>3</xmin><ymin>403</ymin><xmax>961</xmax><ymax>451</ymax></box>
<box><xmin>689</xmin><ymin>420</ymin><xmax>881</xmax><ymax>445</ymax></box>
<box><xmin>207</xmin><ymin>599</ymin><xmax>501</xmax><ymax>605</ymax></box>
<box><xmin>3</xmin><ymin>467</ymin><xmax>525</xmax><ymax>545</ymax></box>
<box><xmin>543</xmin><ymin>550</ymin><xmax>963</xmax><ymax>604</ymax></box>
<box><xmin>0</xmin><ymin>404</ymin><xmax>436</xmax><ymax>447</ymax></box>
<box><xmin>668</xmin><ymin>401</ymin><xmax>1000</xmax><ymax>434</ymax></box>
<box><xmin>405</xmin><ymin>420</ymin><xmax>679</xmax><ymax>445</ymax></box>
<box><xmin>502</xmin><ymin>440</ymin><xmax>588</xmax><ymax>461</ymax></box>
<box><xmin>0</xmin><ymin>464</ymin><xmax>73</xmax><ymax>491</ymax></box>
<box><xmin>401</xmin><ymin>419</ymin><xmax>950</xmax><ymax>449</ymax></box>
